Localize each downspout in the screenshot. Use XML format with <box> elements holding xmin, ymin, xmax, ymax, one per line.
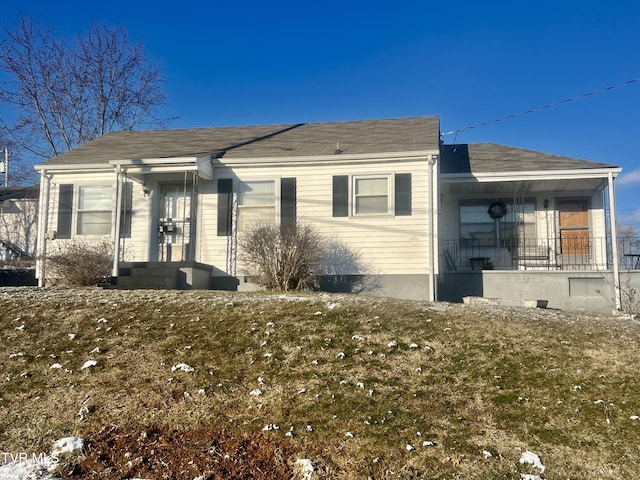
<box><xmin>36</xmin><ymin>172</ymin><xmax>51</xmax><ymax>287</ymax></box>
<box><xmin>607</xmin><ymin>171</ymin><xmax>622</xmax><ymax>310</ymax></box>
<box><xmin>428</xmin><ymin>154</ymin><xmax>439</xmax><ymax>302</ymax></box>
<box><xmin>112</xmin><ymin>166</ymin><xmax>123</xmax><ymax>278</ymax></box>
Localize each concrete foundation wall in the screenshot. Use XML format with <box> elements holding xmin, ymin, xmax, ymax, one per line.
<box><xmin>439</xmin><ymin>270</ymin><xmax>640</xmax><ymax>313</ymax></box>
<box><xmin>233</xmin><ymin>274</ymin><xmax>432</xmax><ymax>301</ymax></box>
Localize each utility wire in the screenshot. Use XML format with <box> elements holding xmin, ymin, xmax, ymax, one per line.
<box><xmin>441</xmin><ymin>76</ymin><xmax>640</xmax><ymax>137</ymax></box>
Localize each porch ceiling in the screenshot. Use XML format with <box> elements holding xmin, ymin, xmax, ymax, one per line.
<box><xmin>444</xmin><ymin>177</ymin><xmax>609</xmax><ymax>195</ymax></box>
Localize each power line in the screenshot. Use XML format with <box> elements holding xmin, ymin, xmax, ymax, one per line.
<box><xmin>442</xmin><ymin>76</ymin><xmax>640</xmax><ymax>137</ymax></box>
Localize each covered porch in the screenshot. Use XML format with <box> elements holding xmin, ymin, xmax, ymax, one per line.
<box><xmin>437</xmin><ymin>143</ymin><xmax>625</xmax><ymax>310</ymax></box>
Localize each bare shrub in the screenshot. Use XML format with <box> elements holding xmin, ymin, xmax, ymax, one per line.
<box><xmin>45</xmin><ymin>239</ymin><xmax>113</xmax><ymax>286</ymax></box>
<box><xmin>239</xmin><ymin>223</ymin><xmax>325</xmax><ymax>291</ymax></box>
<box><xmin>620</xmin><ymin>278</ymin><xmax>640</xmax><ymax>317</ymax></box>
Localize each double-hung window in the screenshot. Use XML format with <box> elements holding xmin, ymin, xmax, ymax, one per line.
<box><xmin>77</xmin><ymin>185</ymin><xmax>112</xmax><ymax>235</ymax></box>
<box><xmin>333</xmin><ymin>173</ymin><xmax>411</xmax><ymax>217</ymax></box>
<box><xmin>353</xmin><ymin>176</ymin><xmax>390</xmax><ymax>215</ymax></box>
<box><xmin>237</xmin><ymin>180</ymin><xmax>276</xmax><ymax>231</ymax></box>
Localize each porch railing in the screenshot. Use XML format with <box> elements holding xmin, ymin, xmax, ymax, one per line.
<box><xmin>441</xmin><ymin>237</ymin><xmax>640</xmax><ymax>272</ymax></box>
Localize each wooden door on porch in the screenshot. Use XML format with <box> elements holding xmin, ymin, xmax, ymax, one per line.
<box><xmin>558</xmin><ymin>199</ymin><xmax>590</xmax><ymax>255</ymax></box>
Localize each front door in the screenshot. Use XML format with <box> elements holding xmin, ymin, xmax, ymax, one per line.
<box><xmin>158</xmin><ymin>184</ymin><xmax>192</xmax><ymax>262</ymax></box>
<box><xmin>558</xmin><ymin>199</ymin><xmax>590</xmax><ymax>255</ymax></box>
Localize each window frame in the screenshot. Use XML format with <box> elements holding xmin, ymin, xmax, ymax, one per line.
<box><xmin>237</xmin><ymin>178</ymin><xmax>278</xmax><ymax>232</ymax></box>
<box><xmin>352</xmin><ymin>174</ymin><xmax>392</xmax><ymax>216</ymax></box>
<box><xmin>458</xmin><ymin>198</ymin><xmax>537</xmax><ymax>247</ymax></box>
<box><xmin>76</xmin><ymin>184</ymin><xmax>113</xmax><ymax>236</ymax></box>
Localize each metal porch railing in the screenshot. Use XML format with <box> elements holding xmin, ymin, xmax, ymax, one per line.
<box><xmin>441</xmin><ymin>237</ymin><xmax>640</xmax><ymax>272</ymax></box>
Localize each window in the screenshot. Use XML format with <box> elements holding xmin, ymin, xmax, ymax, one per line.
<box><xmin>353</xmin><ymin>176</ymin><xmax>390</xmax><ymax>215</ymax></box>
<box><xmin>459</xmin><ymin>199</ymin><xmax>535</xmax><ymax>247</ymax></box>
<box><xmin>77</xmin><ymin>185</ymin><xmax>112</xmax><ymax>235</ymax></box>
<box><xmin>333</xmin><ymin>174</ymin><xmax>411</xmax><ymax>217</ymax></box>
<box><xmin>238</xmin><ymin>180</ymin><xmax>275</xmax><ymax>231</ymax></box>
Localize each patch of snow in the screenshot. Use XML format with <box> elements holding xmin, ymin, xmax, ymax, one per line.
<box><xmin>519</xmin><ymin>451</ymin><xmax>545</xmax><ymax>473</ymax></box>
<box><xmin>171</xmin><ymin>363</ymin><xmax>194</xmax><ymax>373</ymax></box>
<box><xmin>294</xmin><ymin>458</ymin><xmax>315</xmax><ymax>480</ymax></box>
<box><xmin>51</xmin><ymin>437</ymin><xmax>84</xmax><ymax>457</ymax></box>
<box><xmin>80</xmin><ymin>360</ymin><xmax>97</xmax><ymax>370</ymax></box>
<box><xmin>0</xmin><ymin>457</ymin><xmax>60</xmax><ymax>480</ymax></box>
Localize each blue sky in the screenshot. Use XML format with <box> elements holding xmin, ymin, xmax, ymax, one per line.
<box><xmin>3</xmin><ymin>1</ymin><xmax>640</xmax><ymax>229</ymax></box>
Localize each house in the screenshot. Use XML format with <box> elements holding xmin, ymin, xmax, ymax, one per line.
<box><xmin>33</xmin><ymin>116</ymin><xmax>636</xmax><ymax>311</ymax></box>
<box><xmin>0</xmin><ymin>185</ymin><xmax>39</xmax><ymax>265</ymax></box>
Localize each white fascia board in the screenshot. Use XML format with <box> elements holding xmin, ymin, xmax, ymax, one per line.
<box><xmin>215</xmin><ymin>150</ymin><xmax>439</xmax><ymax>167</ymax></box>
<box><xmin>34</xmin><ymin>163</ymin><xmax>112</xmax><ymax>172</ymax></box>
<box><xmin>442</xmin><ymin>167</ymin><xmax>622</xmax><ymax>183</ymax></box>
<box><xmin>119</xmin><ymin>164</ymin><xmax>200</xmax><ymax>175</ymax></box>
<box><xmin>111</xmin><ymin>156</ymin><xmax>213</xmax><ymax>179</ymax></box>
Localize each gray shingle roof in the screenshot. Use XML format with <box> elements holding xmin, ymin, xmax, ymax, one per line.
<box><xmin>0</xmin><ymin>186</ymin><xmax>39</xmax><ymax>201</ymax></box>
<box><xmin>40</xmin><ymin>117</ymin><xmax>441</xmax><ymax>166</ymax></box>
<box><xmin>440</xmin><ymin>143</ymin><xmax>618</xmax><ymax>174</ymax></box>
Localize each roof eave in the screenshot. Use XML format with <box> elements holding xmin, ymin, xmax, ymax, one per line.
<box><xmin>217</xmin><ymin>149</ymin><xmax>440</xmax><ymax>167</ymax></box>
<box><xmin>442</xmin><ymin>167</ymin><xmax>622</xmax><ymax>183</ymax></box>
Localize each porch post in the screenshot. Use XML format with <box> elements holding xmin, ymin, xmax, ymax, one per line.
<box><xmin>608</xmin><ymin>171</ymin><xmax>622</xmax><ymax>310</ymax></box>
<box><xmin>428</xmin><ymin>154</ymin><xmax>439</xmax><ymax>302</ymax></box>
<box><xmin>112</xmin><ymin>166</ymin><xmax>123</xmax><ymax>278</ymax></box>
<box><xmin>36</xmin><ymin>172</ymin><xmax>51</xmax><ymax>287</ymax></box>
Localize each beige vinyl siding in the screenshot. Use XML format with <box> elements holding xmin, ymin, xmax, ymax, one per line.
<box><xmin>198</xmin><ymin>155</ymin><xmax>436</xmax><ymax>277</ymax></box>
<box><xmin>43</xmin><ymin>172</ymin><xmax>152</xmax><ymax>262</ymax></box>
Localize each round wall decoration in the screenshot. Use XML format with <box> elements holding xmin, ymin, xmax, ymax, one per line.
<box><xmin>487</xmin><ymin>201</ymin><xmax>508</xmax><ymax>219</ymax></box>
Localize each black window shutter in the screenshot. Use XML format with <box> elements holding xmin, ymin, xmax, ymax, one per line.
<box><xmin>57</xmin><ymin>184</ymin><xmax>73</xmax><ymax>239</ymax></box>
<box><xmin>281</xmin><ymin>177</ymin><xmax>296</xmax><ymax>231</ymax></box>
<box><xmin>217</xmin><ymin>178</ymin><xmax>233</xmax><ymax>236</ymax></box>
<box><xmin>395</xmin><ymin>173</ymin><xmax>412</xmax><ymax>216</ymax></box>
<box><xmin>332</xmin><ymin>175</ymin><xmax>348</xmax><ymax>217</ymax></box>
<box><xmin>119</xmin><ymin>182</ymin><xmax>133</xmax><ymax>238</ymax></box>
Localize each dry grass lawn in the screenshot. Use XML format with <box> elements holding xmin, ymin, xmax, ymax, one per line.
<box><xmin>1</xmin><ymin>287</ymin><xmax>639</xmax><ymax>479</ymax></box>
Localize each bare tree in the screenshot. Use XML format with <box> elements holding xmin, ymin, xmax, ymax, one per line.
<box><xmin>0</xmin><ymin>17</ymin><xmax>170</xmax><ymax>162</ymax></box>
